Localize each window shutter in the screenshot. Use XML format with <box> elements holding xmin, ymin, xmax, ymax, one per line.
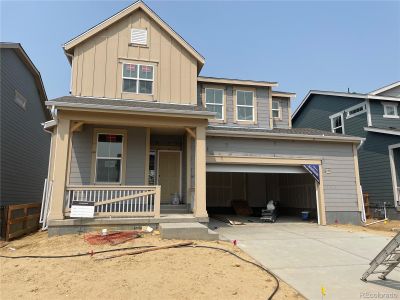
<box><xmin>131</xmin><ymin>28</ymin><xmax>147</xmax><ymax>45</ymax></box>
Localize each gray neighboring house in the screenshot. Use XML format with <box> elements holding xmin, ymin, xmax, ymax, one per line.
<box><xmin>0</xmin><ymin>43</ymin><xmax>50</xmax><ymax>207</ymax></box>
<box><xmin>292</xmin><ymin>82</ymin><xmax>400</xmax><ymax>219</ymax></box>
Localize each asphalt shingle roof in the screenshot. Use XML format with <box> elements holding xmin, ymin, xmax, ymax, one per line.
<box><xmin>207</xmin><ymin>125</ymin><xmax>359</xmax><ymax>139</ymax></box>
<box><xmin>48</xmin><ymin>95</ymin><xmax>209</xmax><ymax>113</ymax></box>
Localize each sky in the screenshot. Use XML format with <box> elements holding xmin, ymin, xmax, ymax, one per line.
<box><xmin>1</xmin><ymin>0</ymin><xmax>399</xmax><ymax>109</ymax></box>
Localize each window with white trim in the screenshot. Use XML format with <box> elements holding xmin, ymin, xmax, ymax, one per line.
<box><xmin>205</xmin><ymin>88</ymin><xmax>224</xmax><ymax>120</ymax></box>
<box><xmin>236</xmin><ymin>90</ymin><xmax>254</xmax><ymax>121</ymax></box>
<box><xmin>331</xmin><ymin>114</ymin><xmax>344</xmax><ymax>134</ymax></box>
<box><xmin>14</xmin><ymin>90</ymin><xmax>27</xmax><ymax>110</ymax></box>
<box><xmin>122</xmin><ymin>63</ymin><xmax>154</xmax><ymax>94</ymax></box>
<box><xmin>346</xmin><ymin>103</ymin><xmax>366</xmax><ymax>119</ymax></box>
<box><xmin>95</xmin><ymin>134</ymin><xmax>124</xmax><ymax>183</ymax></box>
<box><xmin>383</xmin><ymin>103</ymin><xmax>399</xmax><ymax>118</ymax></box>
<box><xmin>272</xmin><ymin>100</ymin><xmax>281</xmax><ymax>119</ymax></box>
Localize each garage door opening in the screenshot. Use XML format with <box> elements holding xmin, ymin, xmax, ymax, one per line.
<box><xmin>206</xmin><ymin>165</ymin><xmax>319</xmax><ymax>223</ymax></box>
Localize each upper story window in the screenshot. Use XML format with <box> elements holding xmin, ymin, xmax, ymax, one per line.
<box><xmin>122</xmin><ymin>63</ymin><xmax>154</xmax><ymax>95</ymax></box>
<box><xmin>205</xmin><ymin>88</ymin><xmax>224</xmax><ymax>120</ymax></box>
<box><xmin>383</xmin><ymin>102</ymin><xmax>399</xmax><ymax>118</ymax></box>
<box><xmin>130</xmin><ymin>28</ymin><xmax>148</xmax><ymax>46</ymax></box>
<box><xmin>346</xmin><ymin>103</ymin><xmax>366</xmax><ymax>119</ymax></box>
<box><xmin>330</xmin><ymin>113</ymin><xmax>344</xmax><ymax>134</ymax></box>
<box><xmin>95</xmin><ymin>133</ymin><xmax>124</xmax><ymax>183</ymax></box>
<box><xmin>14</xmin><ymin>90</ymin><xmax>27</xmax><ymax>111</ymax></box>
<box><xmin>272</xmin><ymin>100</ymin><xmax>281</xmax><ymax>119</ymax></box>
<box><xmin>236</xmin><ymin>90</ymin><xmax>254</xmax><ymax>121</ymax></box>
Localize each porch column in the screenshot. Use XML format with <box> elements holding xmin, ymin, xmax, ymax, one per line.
<box><xmin>48</xmin><ymin>117</ymin><xmax>71</xmax><ymax>220</ymax></box>
<box><xmin>194</xmin><ymin>126</ymin><xmax>208</xmax><ymax>218</ymax></box>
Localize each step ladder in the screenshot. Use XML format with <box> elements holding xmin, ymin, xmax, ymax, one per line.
<box><xmin>361</xmin><ymin>232</ymin><xmax>400</xmax><ymax>281</ymax></box>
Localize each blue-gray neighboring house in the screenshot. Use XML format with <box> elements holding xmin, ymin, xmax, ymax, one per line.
<box><xmin>0</xmin><ymin>42</ymin><xmax>50</xmax><ymax>206</ymax></box>
<box><xmin>292</xmin><ymin>82</ymin><xmax>400</xmax><ymax>219</ymax></box>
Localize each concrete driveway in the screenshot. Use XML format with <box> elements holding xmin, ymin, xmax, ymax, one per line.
<box><xmin>211</xmin><ymin>219</ymin><xmax>400</xmax><ymax>300</ymax></box>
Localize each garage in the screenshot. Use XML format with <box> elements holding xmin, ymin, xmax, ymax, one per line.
<box><xmin>206</xmin><ymin>163</ymin><xmax>320</xmax><ymax>223</ymax></box>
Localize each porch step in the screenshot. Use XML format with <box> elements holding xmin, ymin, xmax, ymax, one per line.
<box><xmin>159</xmin><ymin>222</ymin><xmax>219</xmax><ymax>241</ymax></box>
<box><xmin>160</xmin><ymin>204</ymin><xmax>190</xmax><ymax>214</ymax></box>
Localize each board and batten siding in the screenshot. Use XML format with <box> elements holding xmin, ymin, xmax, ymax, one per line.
<box><xmin>272</xmin><ymin>97</ymin><xmax>290</xmax><ymax>129</ymax></box>
<box><xmin>71</xmin><ymin>8</ymin><xmax>198</xmax><ymax>104</ymax></box>
<box><xmin>0</xmin><ymin>49</ymin><xmax>50</xmax><ymax>205</ymax></box>
<box><xmin>198</xmin><ymin>84</ymin><xmax>272</xmax><ymax>128</ymax></box>
<box><xmin>369</xmin><ymin>99</ymin><xmax>400</xmax><ymax>129</ymax></box>
<box><xmin>206</xmin><ymin>136</ymin><xmax>360</xmax><ymax>213</ymax></box>
<box><xmin>69</xmin><ymin>125</ymin><xmax>147</xmax><ymax>185</ymax></box>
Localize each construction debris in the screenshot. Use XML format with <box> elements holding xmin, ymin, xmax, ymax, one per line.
<box><xmin>84</xmin><ymin>231</ymin><xmax>142</xmax><ymax>245</ymax></box>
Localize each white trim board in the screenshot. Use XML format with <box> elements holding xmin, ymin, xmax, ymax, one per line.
<box><xmin>370</xmin><ymin>81</ymin><xmax>400</xmax><ymax>95</ymax></box>
<box><xmin>388</xmin><ymin>143</ymin><xmax>400</xmax><ymax>209</ymax></box>
<box><xmin>364</xmin><ymin>127</ymin><xmax>400</xmax><ymax>136</ymax></box>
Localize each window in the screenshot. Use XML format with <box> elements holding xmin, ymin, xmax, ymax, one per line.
<box><xmin>272</xmin><ymin>100</ymin><xmax>281</xmax><ymax>119</ymax></box>
<box><xmin>346</xmin><ymin>103</ymin><xmax>366</xmax><ymax>119</ymax></box>
<box><xmin>383</xmin><ymin>103</ymin><xmax>399</xmax><ymax>118</ymax></box>
<box><xmin>95</xmin><ymin>134</ymin><xmax>124</xmax><ymax>183</ymax></box>
<box><xmin>131</xmin><ymin>28</ymin><xmax>147</xmax><ymax>45</ymax></box>
<box><xmin>122</xmin><ymin>63</ymin><xmax>154</xmax><ymax>94</ymax></box>
<box><xmin>236</xmin><ymin>90</ymin><xmax>254</xmax><ymax>121</ymax></box>
<box><xmin>330</xmin><ymin>114</ymin><xmax>344</xmax><ymax>134</ymax></box>
<box><xmin>148</xmin><ymin>151</ymin><xmax>156</xmax><ymax>185</ymax></box>
<box><xmin>14</xmin><ymin>90</ymin><xmax>27</xmax><ymax>110</ymax></box>
<box><xmin>205</xmin><ymin>88</ymin><xmax>224</xmax><ymax>120</ymax></box>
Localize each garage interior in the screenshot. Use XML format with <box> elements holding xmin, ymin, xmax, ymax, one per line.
<box><xmin>206</xmin><ymin>164</ymin><xmax>318</xmax><ymax>222</ymax></box>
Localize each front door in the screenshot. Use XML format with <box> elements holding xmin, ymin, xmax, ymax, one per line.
<box><xmin>158</xmin><ymin>151</ymin><xmax>181</xmax><ymax>204</ymax></box>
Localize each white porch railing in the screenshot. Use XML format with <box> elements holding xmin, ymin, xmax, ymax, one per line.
<box><xmin>64</xmin><ymin>185</ymin><xmax>161</xmax><ymax>217</ymax></box>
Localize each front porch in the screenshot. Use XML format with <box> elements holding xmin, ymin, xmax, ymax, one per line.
<box><xmin>45</xmin><ymin>108</ymin><xmax>210</xmax><ymax>230</ymax></box>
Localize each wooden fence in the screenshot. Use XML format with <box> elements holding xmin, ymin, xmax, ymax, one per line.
<box><xmin>4</xmin><ymin>203</ymin><xmax>41</xmax><ymax>241</ymax></box>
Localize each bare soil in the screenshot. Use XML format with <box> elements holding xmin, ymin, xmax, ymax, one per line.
<box><xmin>330</xmin><ymin>219</ymin><xmax>400</xmax><ymax>237</ymax></box>
<box><xmin>0</xmin><ymin>231</ymin><xmax>304</xmax><ymax>300</ymax></box>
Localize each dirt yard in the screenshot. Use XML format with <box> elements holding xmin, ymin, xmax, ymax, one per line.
<box><xmin>331</xmin><ymin>219</ymin><xmax>400</xmax><ymax>237</ymax></box>
<box><xmin>0</xmin><ymin>231</ymin><xmax>304</xmax><ymax>300</ymax></box>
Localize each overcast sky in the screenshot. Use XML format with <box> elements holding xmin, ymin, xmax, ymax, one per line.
<box><xmin>1</xmin><ymin>0</ymin><xmax>399</xmax><ymax>109</ymax></box>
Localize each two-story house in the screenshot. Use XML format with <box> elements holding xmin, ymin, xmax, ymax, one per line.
<box><xmin>292</xmin><ymin>82</ymin><xmax>400</xmax><ymax>219</ymax></box>
<box><xmin>42</xmin><ymin>1</ymin><xmax>364</xmax><ymax>235</ymax></box>
<box><xmin>0</xmin><ymin>43</ymin><xmax>50</xmax><ymax>238</ymax></box>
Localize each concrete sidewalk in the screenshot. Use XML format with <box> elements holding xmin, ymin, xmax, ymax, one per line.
<box><xmin>212</xmin><ymin>220</ymin><xmax>400</xmax><ymax>300</ymax></box>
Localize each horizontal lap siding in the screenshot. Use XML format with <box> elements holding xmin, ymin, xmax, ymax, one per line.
<box><xmin>69</xmin><ymin>125</ymin><xmax>146</xmax><ymax>185</ymax></box>
<box><xmin>206</xmin><ymin>137</ymin><xmax>359</xmax><ymax>212</ymax></box>
<box><xmin>358</xmin><ymin>132</ymin><xmax>400</xmax><ymax>208</ymax></box>
<box><xmin>292</xmin><ymin>94</ymin><xmax>363</xmax><ymax>131</ymax></box>
<box><xmin>199</xmin><ymin>84</ymin><xmax>272</xmax><ymax>129</ymax></box>
<box><xmin>0</xmin><ymin>49</ymin><xmax>50</xmax><ymax>205</ymax></box>
<box><xmin>370</xmin><ymin>99</ymin><xmax>400</xmax><ymax>129</ymax></box>
<box><xmin>272</xmin><ymin>97</ymin><xmax>290</xmax><ymax>129</ymax></box>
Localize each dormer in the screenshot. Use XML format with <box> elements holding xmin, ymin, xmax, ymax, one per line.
<box><xmin>64</xmin><ymin>1</ymin><xmax>205</xmax><ymax>105</ymax></box>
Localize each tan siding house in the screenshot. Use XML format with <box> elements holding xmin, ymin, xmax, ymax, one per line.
<box><xmin>43</xmin><ymin>1</ymin><xmax>364</xmax><ymax>235</ymax></box>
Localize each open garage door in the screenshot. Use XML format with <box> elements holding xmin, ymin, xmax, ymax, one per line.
<box><xmin>206</xmin><ymin>165</ymin><xmax>320</xmax><ymax>223</ymax></box>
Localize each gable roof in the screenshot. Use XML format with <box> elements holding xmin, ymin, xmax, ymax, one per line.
<box><xmin>369</xmin><ymin>81</ymin><xmax>400</xmax><ymax>96</ymax></box>
<box><xmin>0</xmin><ymin>42</ymin><xmax>50</xmax><ymax>120</ymax></box>
<box><xmin>292</xmin><ymin>89</ymin><xmax>400</xmax><ymax>121</ymax></box>
<box><xmin>63</xmin><ymin>1</ymin><xmax>205</xmax><ymax>69</ymax></box>
<box><xmin>198</xmin><ymin>76</ymin><xmax>278</xmax><ymax>88</ymax></box>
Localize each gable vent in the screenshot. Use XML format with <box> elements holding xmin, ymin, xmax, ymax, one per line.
<box><xmin>131</xmin><ymin>28</ymin><xmax>147</xmax><ymax>45</ymax></box>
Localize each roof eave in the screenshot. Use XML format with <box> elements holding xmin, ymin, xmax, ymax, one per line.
<box><xmin>45</xmin><ymin>100</ymin><xmax>215</xmax><ymax>119</ymax></box>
